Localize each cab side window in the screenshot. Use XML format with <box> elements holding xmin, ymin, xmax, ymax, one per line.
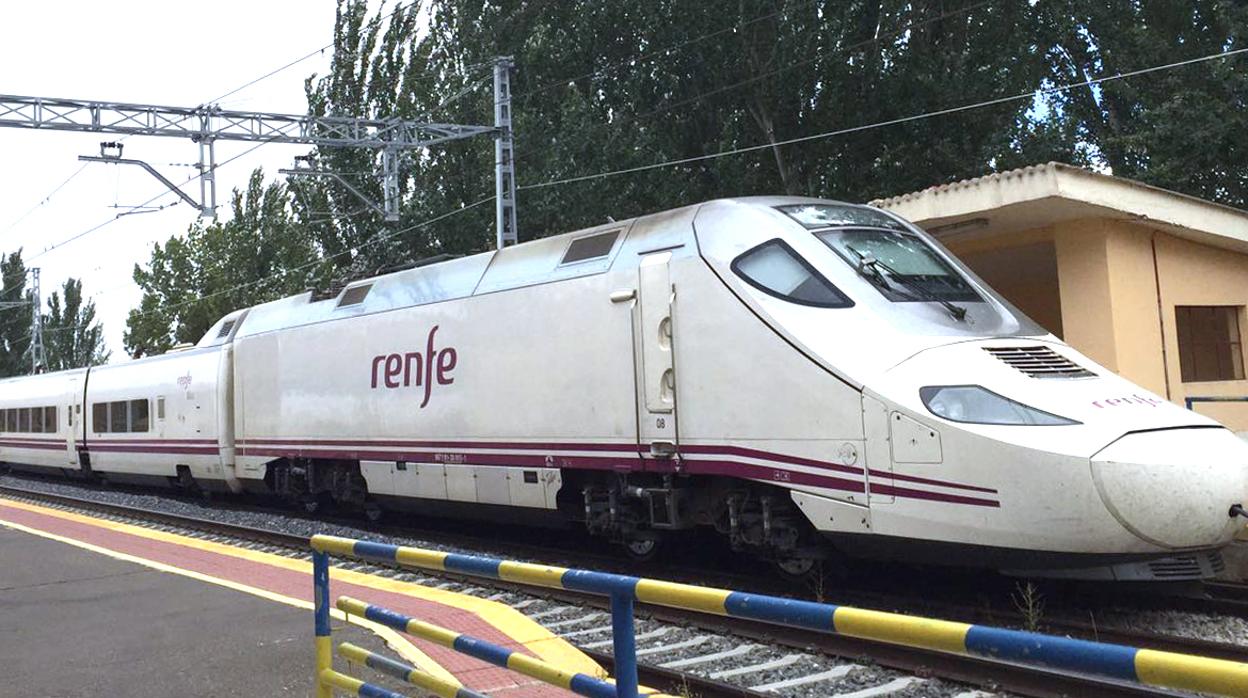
<box><xmin>731</xmin><ymin>239</ymin><xmax>853</xmax><ymax>308</ymax></box>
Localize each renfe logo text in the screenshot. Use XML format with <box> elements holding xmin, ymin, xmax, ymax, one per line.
<box><xmin>370</xmin><ymin>325</ymin><xmax>457</xmax><ymax>408</ymax></box>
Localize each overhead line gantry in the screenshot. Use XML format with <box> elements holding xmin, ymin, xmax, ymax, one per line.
<box><xmin>0</xmin><ymin>56</ymin><xmax>519</xmax><ymax>246</ymax></box>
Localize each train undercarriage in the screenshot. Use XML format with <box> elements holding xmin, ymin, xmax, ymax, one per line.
<box><xmin>570</xmin><ymin>473</ymin><xmax>827</xmax><ymax>575</ymax></box>
<box><xmin>265</xmin><ymin>458</ymin><xmax>382</xmax><ymax>521</ymax></box>
<box><xmin>258</xmin><ymin>458</ymin><xmax>827</xmax><ymax>574</ymax></box>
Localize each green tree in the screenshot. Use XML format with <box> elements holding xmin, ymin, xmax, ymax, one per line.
<box><xmin>301</xmin><ymin>0</ymin><xmax>1066</xmax><ymax>276</ymax></box>
<box><xmin>124</xmin><ymin>170</ymin><xmax>322</xmax><ymax>357</ymax></box>
<box><xmin>1041</xmin><ymin>0</ymin><xmax>1248</xmax><ymax>207</ymax></box>
<box><xmin>43</xmin><ymin>278</ymin><xmax>110</xmax><ymax>371</ymax></box>
<box><xmin>0</xmin><ymin>250</ymin><xmax>31</xmax><ymax>378</ymax></box>
<box><xmin>116</xmin><ymin>0</ymin><xmax>1248</xmax><ymax>337</ymax></box>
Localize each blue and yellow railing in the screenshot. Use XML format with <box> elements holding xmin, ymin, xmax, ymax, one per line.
<box><xmin>311</xmin><ymin>534</ymin><xmax>1248</xmax><ymax>698</ymax></box>
<box><xmin>311</xmin><ymin>538</ymin><xmax>645</xmax><ymax>698</ymax></box>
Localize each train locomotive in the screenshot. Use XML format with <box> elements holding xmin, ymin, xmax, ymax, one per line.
<box><xmin>2</xmin><ymin>196</ymin><xmax>1246</xmax><ymax>581</ymax></box>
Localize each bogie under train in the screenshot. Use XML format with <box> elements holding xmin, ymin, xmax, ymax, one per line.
<box><xmin>3</xmin><ymin>197</ymin><xmax>1245</xmax><ymax>581</ymax></box>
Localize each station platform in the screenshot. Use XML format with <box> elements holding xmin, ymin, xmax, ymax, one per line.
<box><xmin>0</xmin><ymin>496</ymin><xmax>602</xmax><ymax>696</ymax></box>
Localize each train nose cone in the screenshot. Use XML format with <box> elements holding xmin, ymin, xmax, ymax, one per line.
<box><xmin>1091</xmin><ymin>428</ymin><xmax>1248</xmax><ymax>549</ymax></box>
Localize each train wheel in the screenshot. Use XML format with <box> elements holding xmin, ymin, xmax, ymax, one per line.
<box><xmin>363</xmin><ymin>502</ymin><xmax>383</xmax><ymax>523</ymax></box>
<box><xmin>622</xmin><ymin>535</ymin><xmax>662</xmax><ymax>562</ymax></box>
<box><xmin>302</xmin><ymin>494</ymin><xmax>324</xmax><ymax>515</ymax></box>
<box><xmin>772</xmin><ymin>555</ymin><xmax>818</xmax><ymax>582</ymax></box>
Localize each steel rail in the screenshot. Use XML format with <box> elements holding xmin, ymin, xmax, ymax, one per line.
<box><xmin>0</xmin><ymin>484</ymin><xmax>1208</xmax><ymax>698</ymax></box>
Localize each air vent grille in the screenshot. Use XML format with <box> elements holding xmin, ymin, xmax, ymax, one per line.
<box><xmin>337</xmin><ymin>284</ymin><xmax>373</xmax><ymax>308</ymax></box>
<box><xmin>984</xmin><ymin>346</ymin><xmax>1095</xmax><ymax>379</ymax></box>
<box><xmin>561</xmin><ymin>231</ymin><xmax>619</xmax><ymax>265</ymax></box>
<box><xmin>216</xmin><ymin>320</ymin><xmax>236</xmax><ymax>339</ymax></box>
<box><xmin>1146</xmin><ymin>551</ymin><xmax>1224</xmax><ymax>580</ymax></box>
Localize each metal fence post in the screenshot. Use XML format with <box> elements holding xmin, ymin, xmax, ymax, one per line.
<box><xmin>313</xmin><ymin>549</ymin><xmax>332</xmax><ymax>698</ymax></box>
<box><xmin>610</xmin><ymin>592</ymin><xmax>639</xmax><ymax>698</ymax></box>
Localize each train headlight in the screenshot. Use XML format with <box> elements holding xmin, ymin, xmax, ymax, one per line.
<box><xmin>920</xmin><ymin>385</ymin><xmax>1079</xmax><ymax>426</ymax></box>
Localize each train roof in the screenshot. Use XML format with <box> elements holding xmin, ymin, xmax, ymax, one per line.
<box><xmin>195</xmin><ymin>195</ymin><xmax>858</xmax><ymax>342</ymax></box>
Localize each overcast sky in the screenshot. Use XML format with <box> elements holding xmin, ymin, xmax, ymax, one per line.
<box><xmin>0</xmin><ymin>1</ymin><xmax>342</xmax><ymax>360</ymax></box>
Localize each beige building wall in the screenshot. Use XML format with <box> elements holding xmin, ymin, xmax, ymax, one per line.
<box><xmin>878</xmin><ymin>163</ymin><xmax>1248</xmax><ymax>432</ymax></box>
<box><xmin>950</xmin><ymin>228</ymin><xmax>1064</xmax><ymax>338</ymax></box>
<box><xmin>1153</xmin><ymin>233</ymin><xmax>1248</xmax><ymax>428</ymax></box>
<box><xmin>947</xmin><ymin>218</ymin><xmax>1248</xmax><ymax>430</ymax></box>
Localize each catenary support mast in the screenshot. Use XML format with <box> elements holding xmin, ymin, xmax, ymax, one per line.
<box><xmin>0</xmin><ymin>64</ymin><xmax>519</xmax><ymax>243</ymax></box>
<box><xmin>494</xmin><ymin>57</ymin><xmax>519</xmax><ymax>247</ymax></box>
<box><xmin>27</xmin><ymin>268</ymin><xmax>46</xmax><ymax>373</ymax></box>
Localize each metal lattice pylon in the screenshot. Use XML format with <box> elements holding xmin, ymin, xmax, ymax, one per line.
<box><xmin>494</xmin><ymin>57</ymin><xmax>519</xmax><ymax>247</ymax></box>
<box><xmin>27</xmin><ymin>268</ymin><xmax>46</xmax><ymax>373</ymax></box>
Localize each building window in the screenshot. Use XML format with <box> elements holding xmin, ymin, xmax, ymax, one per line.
<box><xmin>1176</xmin><ymin>306</ymin><xmax>1245</xmax><ymax>382</ymax></box>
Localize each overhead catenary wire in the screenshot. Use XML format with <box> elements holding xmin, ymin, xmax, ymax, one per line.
<box><xmin>29</xmin><ymin>41</ymin><xmax>1247</xmax><ymax>353</ymax></box>
<box><xmin>31</xmin><ymin>129</ymin><xmax>308</xmax><ymax>262</ymax></box>
<box><xmin>12</xmin><ymin>41</ymin><xmax>1248</xmax><ymax>320</ymax></box>
<box><xmin>511</xmin><ymin>0</ymin><xmax>824</xmax><ymax>102</ymax></box>
<box><xmin>5</xmin><ymin>0</ymin><xmax>913</xmax><ymax>274</ymax></box>
<box><xmin>0</xmin><ymin>164</ymin><xmax>90</xmax><ymax>236</ymax></box>
<box><xmin>0</xmin><ymin>0</ymin><xmax>428</xmax><ymax>252</ymax></box>
<box><xmin>0</xmin><ymin>36</ymin><xmax>331</xmax><ymax>240</ymax></box>
<box><xmin>519</xmin><ymin>46</ymin><xmax>1248</xmax><ymax>192</ymax></box>
<box><xmin>11</xmin><ymin>35</ymin><xmax>1248</xmax><ymax>291</ymax></box>
<box><xmin>9</xmin><ymin>196</ymin><xmax>494</xmax><ymax>348</ymax></box>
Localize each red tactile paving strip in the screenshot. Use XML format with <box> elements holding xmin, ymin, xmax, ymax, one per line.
<box><xmin>0</xmin><ymin>502</ymin><xmax>579</xmax><ymax>696</ymax></box>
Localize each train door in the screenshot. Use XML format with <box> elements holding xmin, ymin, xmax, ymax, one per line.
<box><xmin>64</xmin><ymin>374</ymin><xmax>82</xmax><ymax>467</ymax></box>
<box><xmin>634</xmin><ymin>251</ymin><xmax>679</xmax><ymax>469</ymax></box>
<box><xmin>863</xmin><ymin>394</ymin><xmax>892</xmax><ymax>503</ymax></box>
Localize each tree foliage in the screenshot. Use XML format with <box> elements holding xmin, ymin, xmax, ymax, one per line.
<box><xmin>43</xmin><ymin>278</ymin><xmax>110</xmax><ymax>371</ymax></box>
<box><xmin>1040</xmin><ymin>0</ymin><xmax>1248</xmax><ymax>205</ymax></box>
<box><xmin>122</xmin><ymin>0</ymin><xmax>1248</xmax><ymax>359</ymax></box>
<box><xmin>302</xmin><ymin>0</ymin><xmax>1071</xmax><ymax>274</ymax></box>
<box><xmin>0</xmin><ymin>250</ymin><xmax>31</xmax><ymax>378</ymax></box>
<box><xmin>0</xmin><ymin>250</ymin><xmax>108</xmax><ymax>376</ymax></box>
<box><xmin>124</xmin><ymin>170</ymin><xmax>322</xmax><ymax>357</ymax></box>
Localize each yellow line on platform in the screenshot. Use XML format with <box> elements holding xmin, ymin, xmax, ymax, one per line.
<box><xmin>0</xmin><ymin>510</ymin><xmax>448</xmax><ymax>683</ymax></box>
<box><xmin>0</xmin><ymin>496</ymin><xmax>603</xmax><ymax>679</ymax></box>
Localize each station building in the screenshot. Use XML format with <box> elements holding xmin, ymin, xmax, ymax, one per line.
<box><xmin>875</xmin><ymin>162</ymin><xmax>1248</xmax><ymax>432</ymax></box>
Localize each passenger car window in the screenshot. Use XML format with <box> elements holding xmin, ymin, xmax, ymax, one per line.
<box><xmin>31</xmin><ymin>407</ymin><xmax>44</xmax><ymax>433</ymax></box>
<box><xmin>93</xmin><ymin>404</ymin><xmax>107</xmax><ymax>433</ymax></box>
<box><xmin>731</xmin><ymin>239</ymin><xmax>852</xmax><ymax>308</ymax></box>
<box><xmin>109</xmin><ymin>401</ymin><xmax>128</xmax><ymax>433</ymax></box>
<box><xmin>130</xmin><ymin>400</ymin><xmax>149</xmax><ymax>433</ymax></box>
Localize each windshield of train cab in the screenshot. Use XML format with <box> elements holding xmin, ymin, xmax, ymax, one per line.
<box><xmin>777</xmin><ymin>204</ymin><xmax>981</xmax><ymax>304</ymax></box>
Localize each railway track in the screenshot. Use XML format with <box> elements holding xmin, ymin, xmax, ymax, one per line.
<box><xmin>1</xmin><ymin>483</ymin><xmax>1225</xmax><ymax>697</ymax></box>
<box><xmin>18</xmin><ymin>475</ymin><xmax>1238</xmax><ymax>666</ymax></box>
<box><xmin>1193</xmin><ymin>580</ymin><xmax>1248</xmax><ymax>615</ymax></box>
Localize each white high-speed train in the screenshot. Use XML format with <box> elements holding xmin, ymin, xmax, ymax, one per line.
<box><xmin>3</xmin><ymin>197</ymin><xmax>1246</xmax><ymax>580</ymax></box>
